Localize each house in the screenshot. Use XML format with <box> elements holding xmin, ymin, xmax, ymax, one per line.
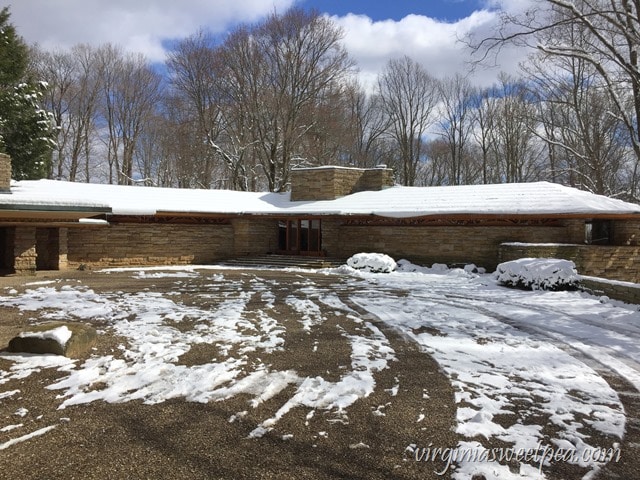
<box><xmin>2</xmin><ymin>153</ymin><xmax>640</xmax><ymax>281</ymax></box>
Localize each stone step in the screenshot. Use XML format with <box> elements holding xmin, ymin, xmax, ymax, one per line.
<box><xmin>220</xmin><ymin>255</ymin><xmax>346</xmax><ymax>270</ymax></box>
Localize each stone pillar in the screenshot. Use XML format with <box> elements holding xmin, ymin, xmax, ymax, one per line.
<box><xmin>58</xmin><ymin>228</ymin><xmax>69</xmax><ymax>269</ymax></box>
<box><xmin>0</xmin><ymin>153</ymin><xmax>11</xmax><ymax>193</ymax></box>
<box><xmin>13</xmin><ymin>227</ymin><xmax>37</xmax><ymax>275</ymax></box>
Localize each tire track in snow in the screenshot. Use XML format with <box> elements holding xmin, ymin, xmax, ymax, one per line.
<box><xmin>439</xmin><ymin>293</ymin><xmax>640</xmax><ymax>393</ymax></box>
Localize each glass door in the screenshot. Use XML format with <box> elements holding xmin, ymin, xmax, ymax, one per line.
<box><xmin>277</xmin><ymin>219</ymin><xmax>322</xmax><ymax>255</ymax></box>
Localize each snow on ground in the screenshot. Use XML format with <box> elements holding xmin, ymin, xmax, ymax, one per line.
<box><xmin>1</xmin><ymin>263</ymin><xmax>639</xmax><ymax>479</ymax></box>
<box><xmin>346</xmin><ymin>265</ymin><xmax>626</xmax><ymax>478</ymax></box>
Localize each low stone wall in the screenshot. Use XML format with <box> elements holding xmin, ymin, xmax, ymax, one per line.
<box><xmin>499</xmin><ymin>243</ymin><xmax>640</xmax><ymax>282</ymax></box>
<box><xmin>580</xmin><ymin>276</ymin><xmax>640</xmax><ymax>304</ymax></box>
<box><xmin>67</xmin><ymin>223</ymin><xmax>234</xmax><ymax>268</ymax></box>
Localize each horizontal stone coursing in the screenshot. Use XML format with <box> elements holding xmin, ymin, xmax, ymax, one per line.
<box><xmin>67</xmin><ymin>223</ymin><xmax>233</xmax><ymax>268</ymax></box>
<box><xmin>290</xmin><ymin>167</ymin><xmax>393</xmax><ymax>201</ymax></box>
<box><xmin>0</xmin><ymin>153</ymin><xmax>11</xmax><ymax>193</ymax></box>
<box><xmin>322</xmin><ymin>221</ymin><xmax>569</xmax><ymax>270</ymax></box>
<box><xmin>232</xmin><ymin>218</ymin><xmax>279</xmax><ymax>257</ymax></box>
<box><xmin>499</xmin><ymin>243</ymin><xmax>640</xmax><ymax>283</ymax></box>
<box><xmin>580</xmin><ymin>277</ymin><xmax>640</xmax><ymax>305</ymax></box>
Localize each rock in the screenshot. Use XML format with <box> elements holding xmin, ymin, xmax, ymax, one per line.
<box><xmin>8</xmin><ymin>321</ymin><xmax>97</xmax><ymax>358</ymax></box>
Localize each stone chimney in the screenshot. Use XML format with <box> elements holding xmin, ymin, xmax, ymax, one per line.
<box><xmin>0</xmin><ymin>153</ymin><xmax>11</xmax><ymax>193</ymax></box>
<box><xmin>290</xmin><ymin>165</ymin><xmax>394</xmax><ymax>201</ymax></box>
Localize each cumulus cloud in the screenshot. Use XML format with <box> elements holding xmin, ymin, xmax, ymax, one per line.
<box><xmin>8</xmin><ymin>0</ymin><xmax>532</xmax><ymax>87</ymax></box>
<box><xmin>9</xmin><ymin>0</ymin><xmax>296</xmax><ymax>62</ymax></box>
<box><xmin>334</xmin><ymin>9</ymin><xmax>530</xmax><ymax>90</ymax></box>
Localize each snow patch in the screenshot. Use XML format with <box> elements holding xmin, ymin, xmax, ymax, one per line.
<box><xmin>19</xmin><ymin>325</ymin><xmax>73</xmax><ymax>347</ymax></box>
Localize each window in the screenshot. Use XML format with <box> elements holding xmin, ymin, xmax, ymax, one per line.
<box><xmin>585</xmin><ymin>220</ymin><xmax>612</xmax><ymax>245</ymax></box>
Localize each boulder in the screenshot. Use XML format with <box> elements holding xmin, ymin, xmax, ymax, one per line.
<box><xmin>8</xmin><ymin>321</ymin><xmax>97</xmax><ymax>358</ymax></box>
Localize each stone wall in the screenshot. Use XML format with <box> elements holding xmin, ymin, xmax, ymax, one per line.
<box><xmin>58</xmin><ymin>227</ymin><xmax>68</xmax><ymax>269</ymax></box>
<box><xmin>499</xmin><ymin>243</ymin><xmax>640</xmax><ymax>282</ymax></box>
<box><xmin>613</xmin><ymin>220</ymin><xmax>640</xmax><ymax>246</ymax></box>
<box><xmin>67</xmin><ymin>223</ymin><xmax>234</xmax><ymax>268</ymax></box>
<box><xmin>13</xmin><ymin>227</ymin><xmax>37</xmax><ymax>274</ymax></box>
<box><xmin>322</xmin><ymin>220</ymin><xmax>570</xmax><ymax>270</ymax></box>
<box><xmin>232</xmin><ymin>217</ymin><xmax>279</xmax><ymax>257</ymax></box>
<box><xmin>0</xmin><ymin>153</ymin><xmax>11</xmax><ymax>193</ymax></box>
<box><xmin>580</xmin><ymin>276</ymin><xmax>640</xmax><ymax>304</ymax></box>
<box><xmin>290</xmin><ymin>166</ymin><xmax>393</xmax><ymax>201</ymax></box>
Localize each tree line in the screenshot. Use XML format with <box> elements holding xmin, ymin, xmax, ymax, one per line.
<box><xmin>1</xmin><ymin>3</ymin><xmax>639</xmax><ymax>199</ymax></box>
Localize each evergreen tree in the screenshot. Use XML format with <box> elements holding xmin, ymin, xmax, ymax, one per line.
<box><xmin>0</xmin><ymin>7</ymin><xmax>54</xmax><ymax>179</ymax></box>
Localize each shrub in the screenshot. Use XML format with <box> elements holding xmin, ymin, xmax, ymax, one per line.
<box><xmin>346</xmin><ymin>253</ymin><xmax>397</xmax><ymax>273</ymax></box>
<box><xmin>494</xmin><ymin>258</ymin><xmax>579</xmax><ymax>291</ymax></box>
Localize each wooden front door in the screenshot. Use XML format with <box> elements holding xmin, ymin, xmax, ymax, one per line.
<box><xmin>277</xmin><ymin>219</ymin><xmax>322</xmax><ymax>255</ymax></box>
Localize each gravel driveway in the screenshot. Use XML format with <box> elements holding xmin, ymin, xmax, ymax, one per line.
<box><xmin>0</xmin><ymin>265</ymin><xmax>638</xmax><ymax>479</ymax></box>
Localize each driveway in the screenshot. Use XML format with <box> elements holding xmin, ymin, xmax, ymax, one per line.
<box><xmin>0</xmin><ymin>264</ymin><xmax>638</xmax><ymax>479</ymax></box>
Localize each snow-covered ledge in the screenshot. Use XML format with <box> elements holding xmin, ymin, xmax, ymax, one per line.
<box><xmin>499</xmin><ymin>242</ymin><xmax>640</xmax><ymax>283</ymax></box>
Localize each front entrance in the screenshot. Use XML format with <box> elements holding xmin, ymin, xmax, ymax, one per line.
<box><xmin>0</xmin><ymin>228</ymin><xmax>13</xmax><ymax>272</ymax></box>
<box><xmin>277</xmin><ymin>219</ymin><xmax>323</xmax><ymax>255</ymax></box>
<box><xmin>36</xmin><ymin>228</ymin><xmax>60</xmax><ymax>270</ymax></box>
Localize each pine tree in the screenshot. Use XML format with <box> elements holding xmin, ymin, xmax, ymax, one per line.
<box><xmin>0</xmin><ymin>7</ymin><xmax>54</xmax><ymax>179</ymax></box>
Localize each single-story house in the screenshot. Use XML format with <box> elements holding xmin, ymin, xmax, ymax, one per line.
<box><xmin>2</xmin><ymin>153</ymin><xmax>640</xmax><ymax>281</ymax></box>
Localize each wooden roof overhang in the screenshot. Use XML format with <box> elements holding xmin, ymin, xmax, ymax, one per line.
<box><xmin>0</xmin><ymin>203</ymin><xmax>111</xmax><ymax>227</ymax></box>
<box><xmin>4</xmin><ymin>207</ymin><xmax>639</xmax><ymax>227</ymax></box>
<box><xmin>117</xmin><ymin>210</ymin><xmax>640</xmax><ymax>226</ymax></box>
<box><xmin>336</xmin><ymin>212</ymin><xmax>640</xmax><ymax>227</ymax></box>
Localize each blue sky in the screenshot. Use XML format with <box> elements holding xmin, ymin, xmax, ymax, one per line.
<box><xmin>302</xmin><ymin>0</ymin><xmax>485</xmax><ymax>22</ymax></box>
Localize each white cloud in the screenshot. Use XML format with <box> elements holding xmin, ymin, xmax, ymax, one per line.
<box><xmin>9</xmin><ymin>0</ymin><xmax>296</xmax><ymax>62</ymax></box>
<box><xmin>334</xmin><ymin>9</ymin><xmax>530</xmax><ymax>90</ymax></box>
<box><xmin>7</xmin><ymin>0</ymin><xmax>532</xmax><ymax>86</ymax></box>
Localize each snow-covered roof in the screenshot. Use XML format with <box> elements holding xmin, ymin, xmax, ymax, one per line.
<box><xmin>2</xmin><ymin>179</ymin><xmax>639</xmax><ymax>218</ymax></box>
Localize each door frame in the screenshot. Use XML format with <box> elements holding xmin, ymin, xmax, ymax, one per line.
<box><xmin>277</xmin><ymin>218</ymin><xmax>323</xmax><ymax>256</ymax></box>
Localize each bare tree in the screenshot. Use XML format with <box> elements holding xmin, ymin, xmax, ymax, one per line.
<box><xmin>30</xmin><ymin>44</ymin><xmax>101</xmax><ymax>182</ymax></box>
<box><xmin>166</xmin><ymin>30</ymin><xmax>228</xmax><ymax>188</ymax></box>
<box><xmin>377</xmin><ymin>56</ymin><xmax>438</xmax><ymax>185</ymax></box>
<box><xmin>419</xmin><ymin>138</ymin><xmax>451</xmax><ymax>186</ymax></box>
<box><xmin>218</xmin><ymin>8</ymin><xmax>354</xmax><ymax>192</ymax></box>
<box><xmin>96</xmin><ymin>45</ymin><xmax>162</xmax><ymax>185</ymax></box>
<box><xmin>436</xmin><ymin>74</ymin><xmax>476</xmax><ymax>185</ymax></box>
<box><xmin>525</xmin><ymin>53</ymin><xmax>628</xmax><ymax>194</ymax></box>
<box><xmin>472</xmin><ymin>0</ymin><xmax>640</xmax><ymax>196</ymax></box>
<box><xmin>340</xmin><ymin>82</ymin><xmax>389</xmax><ymax>168</ymax></box>
<box><xmin>470</xmin><ymin>86</ymin><xmax>501</xmax><ymax>184</ymax></box>
<box><xmin>488</xmin><ymin>74</ymin><xmax>544</xmax><ymax>183</ymax></box>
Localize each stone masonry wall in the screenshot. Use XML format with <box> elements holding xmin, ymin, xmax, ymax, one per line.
<box><xmin>13</xmin><ymin>227</ymin><xmax>37</xmax><ymax>274</ymax></box>
<box><xmin>232</xmin><ymin>218</ymin><xmax>279</xmax><ymax>257</ymax></box>
<box><xmin>290</xmin><ymin>167</ymin><xmax>393</xmax><ymax>201</ymax></box>
<box><xmin>0</xmin><ymin>153</ymin><xmax>11</xmax><ymax>193</ymax></box>
<box><xmin>499</xmin><ymin>243</ymin><xmax>640</xmax><ymax>282</ymax></box>
<box><xmin>67</xmin><ymin>223</ymin><xmax>234</xmax><ymax>268</ymax></box>
<box><xmin>58</xmin><ymin>228</ymin><xmax>68</xmax><ymax>269</ymax></box>
<box><xmin>613</xmin><ymin>220</ymin><xmax>640</xmax><ymax>246</ymax></box>
<box><xmin>321</xmin><ymin>221</ymin><xmax>570</xmax><ymax>270</ymax></box>
<box><xmin>580</xmin><ymin>277</ymin><xmax>640</xmax><ymax>304</ymax></box>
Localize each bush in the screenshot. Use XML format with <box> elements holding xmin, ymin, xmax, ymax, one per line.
<box><xmin>494</xmin><ymin>258</ymin><xmax>579</xmax><ymax>291</ymax></box>
<box><xmin>346</xmin><ymin>253</ymin><xmax>397</xmax><ymax>273</ymax></box>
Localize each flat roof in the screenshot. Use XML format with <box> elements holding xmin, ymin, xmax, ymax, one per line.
<box><xmin>1</xmin><ymin>179</ymin><xmax>639</xmax><ymax>219</ymax></box>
